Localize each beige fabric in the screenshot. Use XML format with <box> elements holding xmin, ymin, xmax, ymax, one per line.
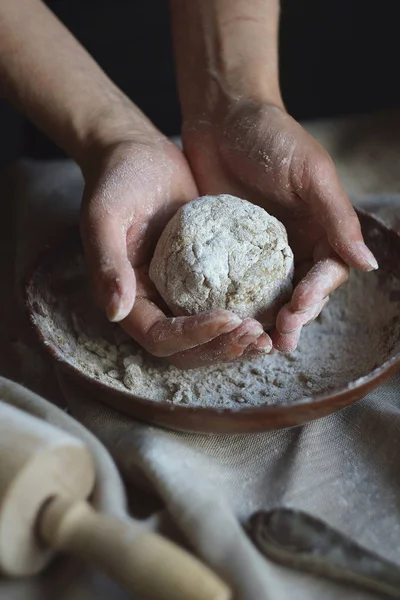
<box><xmin>1</xmin><ymin>111</ymin><xmax>400</xmax><ymax>599</ymax></box>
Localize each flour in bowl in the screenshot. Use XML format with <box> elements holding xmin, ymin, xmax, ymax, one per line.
<box><xmin>31</xmin><ymin>250</ymin><xmax>400</xmax><ymax>409</ymax></box>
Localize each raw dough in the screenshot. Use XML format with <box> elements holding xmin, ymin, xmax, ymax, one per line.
<box><xmin>149</xmin><ymin>194</ymin><xmax>294</xmax><ymax>328</ymax></box>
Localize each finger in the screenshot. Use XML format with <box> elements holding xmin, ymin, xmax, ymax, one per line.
<box><xmin>271</xmin><ymin>327</ymin><xmax>302</xmax><ymax>354</ymax></box>
<box><xmin>275</xmin><ymin>299</ymin><xmax>325</xmax><ymax>336</ymax></box>
<box><xmin>304</xmin><ymin>296</ymin><xmax>329</xmax><ymax>326</ymax></box>
<box><xmin>169</xmin><ymin>319</ymin><xmax>270</xmax><ymax>369</ymax></box>
<box><xmin>306</xmin><ymin>156</ymin><xmax>378</xmax><ymax>271</ymax></box>
<box><xmin>80</xmin><ymin>212</ymin><xmax>136</xmax><ymax>322</ymax></box>
<box><xmin>293</xmin><ymin>260</ymin><xmax>313</xmax><ymax>286</ymax></box>
<box><xmin>241</xmin><ymin>334</ymin><xmax>275</xmax><ymax>358</ymax></box>
<box><xmin>289</xmin><ymin>256</ymin><xmax>348</xmax><ymax>314</ymax></box>
<box><xmin>272</xmin><ymin>297</ymin><xmax>328</xmax><ymax>353</ymax></box>
<box><xmin>246</xmin><ymin>333</ymin><xmax>274</xmax><ymax>353</ymax></box>
<box><xmin>122</xmin><ymin>295</ymin><xmax>243</xmax><ymax>357</ymax></box>
<box><xmin>276</xmin><ymin>254</ymin><xmax>347</xmax><ymax>335</ymax></box>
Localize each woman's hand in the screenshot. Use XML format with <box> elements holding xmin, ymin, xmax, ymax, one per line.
<box><xmin>0</xmin><ymin>0</ymin><xmax>272</xmax><ymax>368</ymax></box>
<box><xmin>0</xmin><ymin>0</ymin><xmax>375</xmax><ymax>363</ymax></box>
<box><xmin>80</xmin><ymin>134</ymin><xmax>272</xmax><ymax>368</ymax></box>
<box><xmin>183</xmin><ymin>101</ymin><xmax>378</xmax><ymax>352</ymax></box>
<box><xmin>170</xmin><ymin>0</ymin><xmax>378</xmax><ymax>354</ymax></box>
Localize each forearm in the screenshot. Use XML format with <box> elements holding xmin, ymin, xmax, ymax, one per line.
<box><xmin>169</xmin><ymin>0</ymin><xmax>283</xmax><ymax>121</ymax></box>
<box><xmin>0</xmin><ymin>0</ymin><xmax>155</xmax><ymax>168</ymax></box>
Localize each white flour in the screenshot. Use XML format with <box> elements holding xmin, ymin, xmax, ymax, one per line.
<box><xmin>32</xmin><ymin>250</ymin><xmax>400</xmax><ymax>409</ymax></box>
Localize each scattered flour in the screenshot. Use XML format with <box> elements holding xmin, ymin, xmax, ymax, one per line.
<box><xmin>30</xmin><ymin>246</ymin><xmax>400</xmax><ymax>409</ymax></box>
<box><xmin>149</xmin><ymin>195</ymin><xmax>294</xmax><ymax>328</ymax></box>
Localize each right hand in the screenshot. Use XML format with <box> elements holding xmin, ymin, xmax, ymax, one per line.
<box><xmin>183</xmin><ymin>102</ymin><xmax>378</xmax><ymax>354</ymax></box>
<box><xmin>80</xmin><ymin>134</ymin><xmax>272</xmax><ymax>368</ymax></box>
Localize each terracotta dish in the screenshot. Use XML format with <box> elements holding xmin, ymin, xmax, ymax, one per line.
<box><xmin>25</xmin><ymin>210</ymin><xmax>400</xmax><ymax>434</ymax></box>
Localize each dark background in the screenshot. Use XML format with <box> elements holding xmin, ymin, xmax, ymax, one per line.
<box><xmin>1</xmin><ymin>0</ymin><xmax>400</xmax><ymax>168</ymax></box>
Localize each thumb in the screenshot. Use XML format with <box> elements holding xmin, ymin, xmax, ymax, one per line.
<box><xmin>80</xmin><ymin>211</ymin><xmax>136</xmax><ymax>322</ymax></box>
<box><xmin>304</xmin><ymin>155</ymin><xmax>378</xmax><ymax>271</ymax></box>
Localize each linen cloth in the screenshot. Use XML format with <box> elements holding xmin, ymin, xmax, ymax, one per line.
<box><xmin>1</xmin><ymin>111</ymin><xmax>400</xmax><ymax>599</ymax></box>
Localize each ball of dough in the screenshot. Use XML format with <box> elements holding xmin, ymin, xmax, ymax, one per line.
<box><xmin>149</xmin><ymin>194</ymin><xmax>294</xmax><ymax>328</ymax></box>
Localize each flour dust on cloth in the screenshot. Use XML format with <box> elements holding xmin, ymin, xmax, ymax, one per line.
<box><xmin>1</xmin><ymin>143</ymin><xmax>400</xmax><ymax>600</ymax></box>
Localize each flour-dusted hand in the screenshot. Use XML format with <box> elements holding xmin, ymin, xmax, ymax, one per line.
<box><xmin>0</xmin><ymin>0</ymin><xmax>274</xmax><ymax>368</ymax></box>
<box><xmin>80</xmin><ymin>137</ymin><xmax>272</xmax><ymax>367</ymax></box>
<box><xmin>171</xmin><ymin>0</ymin><xmax>379</xmax><ymax>354</ymax></box>
<box><xmin>0</xmin><ymin>0</ymin><xmax>273</xmax><ymax>367</ymax></box>
<box><xmin>0</xmin><ymin>0</ymin><xmax>377</xmax><ymax>365</ymax></box>
<box><xmin>183</xmin><ymin>102</ymin><xmax>378</xmax><ymax>352</ymax></box>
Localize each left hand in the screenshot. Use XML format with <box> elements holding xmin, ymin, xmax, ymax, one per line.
<box><xmin>183</xmin><ymin>100</ymin><xmax>378</xmax><ymax>352</ymax></box>
<box><xmin>80</xmin><ymin>136</ymin><xmax>271</xmax><ymax>369</ymax></box>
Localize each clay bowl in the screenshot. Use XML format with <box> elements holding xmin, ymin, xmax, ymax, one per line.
<box><xmin>25</xmin><ymin>209</ymin><xmax>400</xmax><ymax>434</ymax></box>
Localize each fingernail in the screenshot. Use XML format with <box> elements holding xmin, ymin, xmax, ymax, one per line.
<box><xmin>238</xmin><ymin>325</ymin><xmax>264</xmax><ymax>347</ymax></box>
<box><xmin>227</xmin><ymin>314</ymin><xmax>243</xmax><ymax>327</ymax></box>
<box><xmin>287</xmin><ymin>328</ymin><xmax>302</xmax><ymax>351</ymax></box>
<box><xmin>356</xmin><ymin>242</ymin><xmax>379</xmax><ymax>271</ymax></box>
<box><xmin>107</xmin><ymin>292</ymin><xmax>126</xmax><ymax>322</ymax></box>
<box><xmin>255</xmin><ymin>334</ymin><xmax>273</xmax><ymax>353</ymax></box>
<box><xmin>217</xmin><ymin>314</ymin><xmax>243</xmax><ymax>334</ymax></box>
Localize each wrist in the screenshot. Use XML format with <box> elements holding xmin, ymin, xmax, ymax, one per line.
<box><xmin>181</xmin><ymin>64</ymin><xmax>284</xmax><ymax>127</ymax></box>
<box><xmin>182</xmin><ymin>81</ymin><xmax>285</xmax><ymax>132</ymax></box>
<box><xmin>0</xmin><ymin>0</ymin><xmax>163</xmax><ymax>174</ymax></box>
<box><xmin>72</xmin><ymin>93</ymin><xmax>163</xmax><ymax>175</ymax></box>
<box><xmin>170</xmin><ymin>0</ymin><xmax>284</xmax><ymax>123</ymax></box>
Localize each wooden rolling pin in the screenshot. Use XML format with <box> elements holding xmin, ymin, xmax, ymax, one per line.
<box><xmin>0</xmin><ymin>401</ymin><xmax>231</xmax><ymax>600</ymax></box>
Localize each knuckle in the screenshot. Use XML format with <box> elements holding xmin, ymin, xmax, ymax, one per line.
<box><xmin>291</xmin><ymin>285</ymin><xmax>308</xmax><ymax>308</ymax></box>
<box><xmin>304</xmin><ymin>152</ymin><xmax>337</xmax><ymax>197</ymax></box>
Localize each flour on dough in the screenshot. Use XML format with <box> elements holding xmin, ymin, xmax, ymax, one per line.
<box><xmin>149</xmin><ymin>194</ymin><xmax>294</xmax><ymax>328</ymax></box>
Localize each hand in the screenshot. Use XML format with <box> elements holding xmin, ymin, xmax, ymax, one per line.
<box><xmin>183</xmin><ymin>100</ymin><xmax>378</xmax><ymax>352</ymax></box>
<box><xmin>80</xmin><ymin>135</ymin><xmax>272</xmax><ymax>368</ymax></box>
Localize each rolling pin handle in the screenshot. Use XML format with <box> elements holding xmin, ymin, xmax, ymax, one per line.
<box><xmin>39</xmin><ymin>496</ymin><xmax>231</xmax><ymax>600</ymax></box>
